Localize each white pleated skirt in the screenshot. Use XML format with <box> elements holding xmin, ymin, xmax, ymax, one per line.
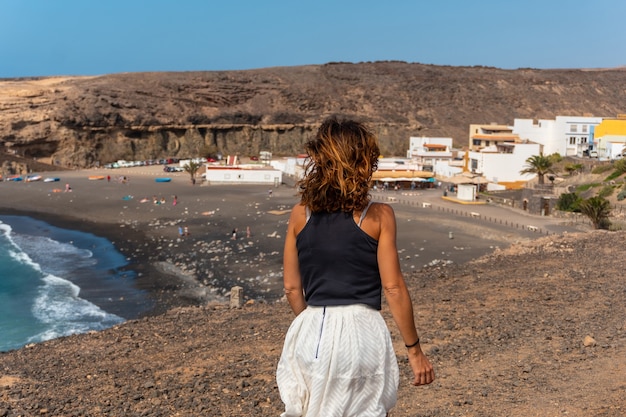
<box><xmin>276</xmin><ymin>304</ymin><xmax>399</xmax><ymax>417</ymax></box>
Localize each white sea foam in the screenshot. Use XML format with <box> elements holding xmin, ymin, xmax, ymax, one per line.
<box><xmin>12</xmin><ymin>234</ymin><xmax>96</xmax><ymax>277</ymax></box>
<box><xmin>29</xmin><ymin>273</ymin><xmax>123</xmax><ymax>342</ymax></box>
<box><xmin>0</xmin><ymin>219</ymin><xmax>124</xmax><ymax>350</ymax></box>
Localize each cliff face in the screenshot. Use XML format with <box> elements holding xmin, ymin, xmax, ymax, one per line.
<box><xmin>1</xmin><ymin>62</ymin><xmax>625</xmax><ymax>168</ymax></box>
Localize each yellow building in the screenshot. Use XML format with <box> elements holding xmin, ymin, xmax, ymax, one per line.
<box><xmin>594</xmin><ymin>115</ymin><xmax>626</xmax><ymax>159</ymax></box>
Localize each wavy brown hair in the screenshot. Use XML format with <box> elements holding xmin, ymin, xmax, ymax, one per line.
<box><xmin>298</xmin><ymin>117</ymin><xmax>380</xmax><ymax>213</ymax></box>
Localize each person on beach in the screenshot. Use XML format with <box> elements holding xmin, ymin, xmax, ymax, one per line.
<box><xmin>277</xmin><ymin>117</ymin><xmax>435</xmax><ymax>417</ymax></box>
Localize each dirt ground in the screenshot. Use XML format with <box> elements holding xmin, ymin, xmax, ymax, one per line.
<box><xmin>0</xmin><ymin>229</ymin><xmax>624</xmax><ymax>416</ymax></box>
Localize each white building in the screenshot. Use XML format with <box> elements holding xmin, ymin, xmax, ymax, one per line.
<box><xmin>512</xmin><ymin>116</ymin><xmax>603</xmax><ymax>157</ymax></box>
<box><xmin>203</xmin><ymin>165</ymin><xmax>282</xmax><ymax>185</ymax></box>
<box><xmin>407</xmin><ymin>136</ymin><xmax>454</xmax><ymax>171</ymax></box>
<box><xmin>596</xmin><ymin>137</ymin><xmax>626</xmax><ymax>160</ymax></box>
<box><xmin>468</xmin><ymin>142</ymin><xmax>542</xmax><ymax>184</ymax></box>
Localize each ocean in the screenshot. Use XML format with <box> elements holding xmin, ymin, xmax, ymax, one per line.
<box><xmin>0</xmin><ymin>215</ymin><xmax>152</xmax><ymax>352</ymax></box>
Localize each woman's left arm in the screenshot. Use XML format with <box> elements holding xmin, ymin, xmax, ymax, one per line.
<box><xmin>377</xmin><ymin>204</ymin><xmax>435</xmax><ymax>386</ymax></box>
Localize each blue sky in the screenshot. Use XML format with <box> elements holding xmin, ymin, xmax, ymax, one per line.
<box><xmin>2</xmin><ymin>0</ymin><xmax>625</xmax><ymax>77</ymax></box>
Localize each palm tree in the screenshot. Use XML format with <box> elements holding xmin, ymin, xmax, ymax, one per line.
<box><xmin>564</xmin><ymin>163</ymin><xmax>584</xmax><ymax>176</ymax></box>
<box><xmin>183</xmin><ymin>160</ymin><xmax>202</xmax><ymax>185</ymax></box>
<box><xmin>579</xmin><ymin>196</ymin><xmax>611</xmax><ymax>229</ymax></box>
<box><xmin>520</xmin><ymin>153</ymin><xmax>555</xmax><ymax>185</ymax></box>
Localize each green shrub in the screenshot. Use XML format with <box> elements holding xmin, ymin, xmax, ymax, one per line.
<box><xmin>548</xmin><ymin>153</ymin><xmax>562</xmax><ymax>164</ymax></box>
<box><xmin>592</xmin><ymin>164</ymin><xmax>613</xmax><ymax>174</ymax></box>
<box><xmin>565</xmin><ymin>163</ymin><xmax>584</xmax><ymax>175</ymax></box>
<box><xmin>579</xmin><ymin>196</ymin><xmax>612</xmax><ymax>230</ymax></box>
<box><xmin>604</xmin><ymin>159</ymin><xmax>626</xmax><ymax>181</ymax></box>
<box><xmin>605</xmin><ymin>171</ymin><xmax>623</xmax><ymax>181</ymax></box>
<box><xmin>576</xmin><ymin>183</ymin><xmax>599</xmax><ymax>192</ymax></box>
<box><xmin>597</xmin><ymin>185</ymin><xmax>614</xmax><ymax>198</ymax></box>
<box><xmin>556</xmin><ymin>192</ymin><xmax>583</xmax><ymax>212</ymax></box>
<box><xmin>617</xmin><ymin>190</ymin><xmax>626</xmax><ymax>201</ymax></box>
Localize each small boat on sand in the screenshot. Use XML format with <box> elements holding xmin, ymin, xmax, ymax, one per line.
<box><xmin>26</xmin><ymin>175</ymin><xmax>42</xmax><ymax>182</ymax></box>
<box><xmin>155</xmin><ymin>177</ymin><xmax>172</xmax><ymax>183</ymax></box>
<box><xmin>44</xmin><ymin>177</ymin><xmax>61</xmax><ymax>182</ymax></box>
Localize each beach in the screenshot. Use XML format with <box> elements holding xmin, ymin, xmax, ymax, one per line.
<box><xmin>2</xmin><ymin>166</ymin><xmax>625</xmax><ymax>416</ymax></box>
<box><xmin>0</xmin><ymin>164</ymin><xmax>584</xmax><ymax>322</ymax></box>
<box><xmin>0</xmin><ymin>166</ymin><xmax>293</xmax><ymax>318</ymax></box>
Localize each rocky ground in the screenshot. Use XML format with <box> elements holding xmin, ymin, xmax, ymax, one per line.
<box><xmin>1</xmin><ymin>230</ymin><xmax>624</xmax><ymax>417</ymax></box>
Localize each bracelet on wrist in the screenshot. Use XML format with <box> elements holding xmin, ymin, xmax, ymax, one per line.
<box><xmin>405</xmin><ymin>338</ymin><xmax>420</xmax><ymax>348</ymax></box>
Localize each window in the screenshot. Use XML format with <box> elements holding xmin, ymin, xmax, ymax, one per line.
<box><xmin>582</xmin><ymin>125</ymin><xmax>588</xmax><ymax>133</ymax></box>
<box><xmin>569</xmin><ymin>137</ymin><xmax>576</xmax><ymax>145</ymax></box>
<box><xmin>570</xmin><ymin>125</ymin><xmax>578</xmax><ymax>133</ymax></box>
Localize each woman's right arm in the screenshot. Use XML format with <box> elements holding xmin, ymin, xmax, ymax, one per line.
<box><xmin>283</xmin><ymin>204</ymin><xmax>307</xmax><ymax>316</ymax></box>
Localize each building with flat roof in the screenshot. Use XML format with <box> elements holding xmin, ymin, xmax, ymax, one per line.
<box><xmin>593</xmin><ymin>115</ymin><xmax>626</xmax><ymax>159</ymax></box>
<box><xmin>407</xmin><ymin>136</ymin><xmax>454</xmax><ymax>172</ymax></box>
<box><xmin>203</xmin><ymin>164</ymin><xmax>282</xmax><ymax>185</ymax></box>
<box><xmin>512</xmin><ymin>116</ymin><xmax>603</xmax><ymax>156</ymax></box>
<box><xmin>469</xmin><ymin>123</ymin><xmax>519</xmax><ymax>151</ymax></box>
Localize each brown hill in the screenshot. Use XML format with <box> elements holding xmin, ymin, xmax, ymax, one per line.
<box><xmin>1</xmin><ymin>62</ymin><xmax>626</xmax><ymax>169</ymax></box>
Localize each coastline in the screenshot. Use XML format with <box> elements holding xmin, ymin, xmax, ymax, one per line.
<box><xmin>0</xmin><ymin>166</ymin><xmax>297</xmax><ymax>319</ymax></box>
<box><xmin>0</xmin><ymin>165</ymin><xmax>585</xmax><ymax>321</ymax></box>
<box><xmin>5</xmin><ymin>167</ymin><xmax>623</xmax><ymax>416</ymax></box>
<box><xmin>0</xmin><ymin>207</ymin><xmax>191</xmax><ymax>318</ymax></box>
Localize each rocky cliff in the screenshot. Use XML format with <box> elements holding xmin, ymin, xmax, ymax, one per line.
<box><xmin>1</xmin><ymin>62</ymin><xmax>625</xmax><ymax>169</ymax></box>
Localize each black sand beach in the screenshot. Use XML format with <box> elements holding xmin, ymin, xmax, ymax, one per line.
<box><xmin>3</xmin><ymin>166</ymin><xmax>625</xmax><ymax>417</ymax></box>
<box><xmin>0</xmin><ymin>165</ymin><xmax>585</xmax><ymax>319</ymax></box>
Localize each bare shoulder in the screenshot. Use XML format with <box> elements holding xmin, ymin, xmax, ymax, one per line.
<box><xmin>368</xmin><ymin>202</ymin><xmax>396</xmax><ymax>219</ymax></box>
<box><xmin>360</xmin><ymin>202</ymin><xmax>395</xmax><ymax>239</ymax></box>
<box><xmin>290</xmin><ymin>202</ymin><xmax>305</xmax><ymax>213</ymax></box>
<box><xmin>288</xmin><ymin>203</ymin><xmax>307</xmax><ymax>233</ymax></box>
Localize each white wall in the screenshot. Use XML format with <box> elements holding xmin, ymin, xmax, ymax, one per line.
<box><xmin>457</xmin><ymin>184</ymin><xmax>476</xmax><ymax>201</ymax></box>
<box><xmin>513</xmin><ymin>116</ymin><xmax>603</xmax><ymax>156</ymax></box>
<box><xmin>203</xmin><ymin>168</ymin><xmax>282</xmax><ymax>184</ymax></box>
<box><xmin>408</xmin><ymin>137</ymin><xmax>453</xmax><ymax>157</ymax></box>
<box><xmin>468</xmin><ymin>143</ymin><xmax>541</xmax><ymax>183</ymax></box>
<box><xmin>513</xmin><ymin>119</ymin><xmax>557</xmax><ymax>153</ymax></box>
<box><xmin>603</xmin><ymin>139</ymin><xmax>626</xmax><ymax>159</ymax></box>
<box><xmin>434</xmin><ymin>161</ymin><xmax>463</xmax><ymax>178</ymax></box>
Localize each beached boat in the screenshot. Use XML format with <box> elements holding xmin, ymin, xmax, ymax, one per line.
<box><xmin>155</xmin><ymin>177</ymin><xmax>172</xmax><ymax>183</ymax></box>
<box><xmin>44</xmin><ymin>177</ymin><xmax>61</xmax><ymax>182</ymax></box>
<box><xmin>26</xmin><ymin>175</ymin><xmax>43</xmax><ymax>182</ymax></box>
<box><xmin>7</xmin><ymin>175</ymin><xmax>23</xmax><ymax>181</ymax></box>
<box><xmin>88</xmin><ymin>175</ymin><xmax>105</xmax><ymax>180</ymax></box>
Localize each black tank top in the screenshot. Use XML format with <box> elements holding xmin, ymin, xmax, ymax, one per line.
<box><xmin>296</xmin><ymin>203</ymin><xmax>381</xmax><ymax>310</ymax></box>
